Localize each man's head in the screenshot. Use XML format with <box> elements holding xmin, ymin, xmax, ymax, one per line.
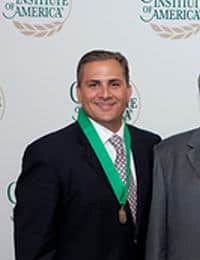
<box><xmin>76</xmin><ymin>50</ymin><xmax>132</xmax><ymax>132</ymax></box>
<box><xmin>77</xmin><ymin>50</ymin><xmax>130</xmax><ymax>85</ymax></box>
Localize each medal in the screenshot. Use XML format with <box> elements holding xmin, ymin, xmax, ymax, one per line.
<box><xmin>118</xmin><ymin>206</ymin><xmax>127</xmax><ymax>224</ymax></box>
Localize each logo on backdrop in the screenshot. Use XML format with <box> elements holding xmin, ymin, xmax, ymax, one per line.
<box><xmin>0</xmin><ymin>86</ymin><xmax>6</xmax><ymax>120</ymax></box>
<box><xmin>69</xmin><ymin>81</ymin><xmax>141</xmax><ymax>125</ymax></box>
<box><xmin>140</xmin><ymin>0</ymin><xmax>200</xmax><ymax>39</ymax></box>
<box><xmin>2</xmin><ymin>0</ymin><xmax>72</xmax><ymax>37</ymax></box>
<box><xmin>7</xmin><ymin>181</ymin><xmax>16</xmax><ymax>220</ymax></box>
<box><xmin>7</xmin><ymin>181</ymin><xmax>16</xmax><ymax>205</ymax></box>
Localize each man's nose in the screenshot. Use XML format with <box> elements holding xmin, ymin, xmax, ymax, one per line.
<box><xmin>99</xmin><ymin>85</ymin><xmax>111</xmax><ymax>98</ymax></box>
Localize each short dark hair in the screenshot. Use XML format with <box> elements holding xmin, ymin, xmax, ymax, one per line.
<box><xmin>77</xmin><ymin>50</ymin><xmax>130</xmax><ymax>85</ymax></box>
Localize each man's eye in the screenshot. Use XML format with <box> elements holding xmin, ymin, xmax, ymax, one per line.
<box><xmin>89</xmin><ymin>83</ymin><xmax>97</xmax><ymax>88</ymax></box>
<box><xmin>111</xmin><ymin>82</ymin><xmax>120</xmax><ymax>87</ymax></box>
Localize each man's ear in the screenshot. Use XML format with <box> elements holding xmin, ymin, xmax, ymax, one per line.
<box><xmin>127</xmin><ymin>84</ymin><xmax>132</xmax><ymax>101</ymax></box>
<box><xmin>76</xmin><ymin>85</ymin><xmax>81</xmax><ymax>104</ymax></box>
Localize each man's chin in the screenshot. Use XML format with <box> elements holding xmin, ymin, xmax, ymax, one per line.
<box><xmin>94</xmin><ymin>117</ymin><xmax>122</xmax><ymax>131</ymax></box>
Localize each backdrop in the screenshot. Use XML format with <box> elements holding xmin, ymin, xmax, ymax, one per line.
<box><xmin>0</xmin><ymin>0</ymin><xmax>200</xmax><ymax>259</ymax></box>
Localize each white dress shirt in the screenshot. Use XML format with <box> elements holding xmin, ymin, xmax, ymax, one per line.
<box><xmin>89</xmin><ymin>118</ymin><xmax>137</xmax><ymax>184</ymax></box>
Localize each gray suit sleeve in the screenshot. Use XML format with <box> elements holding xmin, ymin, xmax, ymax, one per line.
<box><xmin>145</xmin><ymin>145</ymin><xmax>167</xmax><ymax>260</ymax></box>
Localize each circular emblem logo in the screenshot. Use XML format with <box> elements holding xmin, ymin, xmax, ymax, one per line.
<box><xmin>69</xmin><ymin>81</ymin><xmax>79</xmax><ymax>121</ymax></box>
<box><xmin>140</xmin><ymin>0</ymin><xmax>200</xmax><ymax>39</ymax></box>
<box><xmin>69</xmin><ymin>81</ymin><xmax>141</xmax><ymax>125</ymax></box>
<box><xmin>7</xmin><ymin>181</ymin><xmax>16</xmax><ymax>220</ymax></box>
<box><xmin>123</xmin><ymin>81</ymin><xmax>141</xmax><ymax>125</ymax></box>
<box><xmin>2</xmin><ymin>0</ymin><xmax>72</xmax><ymax>37</ymax></box>
<box><xmin>7</xmin><ymin>181</ymin><xmax>16</xmax><ymax>205</ymax></box>
<box><xmin>0</xmin><ymin>87</ymin><xmax>6</xmax><ymax>120</ymax></box>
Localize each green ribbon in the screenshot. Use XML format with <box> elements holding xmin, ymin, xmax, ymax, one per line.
<box><xmin>77</xmin><ymin>108</ymin><xmax>131</xmax><ymax>205</ymax></box>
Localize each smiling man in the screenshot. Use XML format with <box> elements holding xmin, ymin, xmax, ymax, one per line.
<box><xmin>14</xmin><ymin>50</ymin><xmax>161</xmax><ymax>260</ymax></box>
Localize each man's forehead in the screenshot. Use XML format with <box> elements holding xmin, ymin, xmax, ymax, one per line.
<box><xmin>85</xmin><ymin>77</ymin><xmax>124</xmax><ymax>82</ymax></box>
<box><xmin>82</xmin><ymin>61</ymin><xmax>124</xmax><ymax>76</ymax></box>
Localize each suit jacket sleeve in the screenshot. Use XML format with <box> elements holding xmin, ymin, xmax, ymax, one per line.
<box><xmin>14</xmin><ymin>143</ymin><xmax>60</xmax><ymax>260</ymax></box>
<box><xmin>145</xmin><ymin>145</ymin><xmax>167</xmax><ymax>260</ymax></box>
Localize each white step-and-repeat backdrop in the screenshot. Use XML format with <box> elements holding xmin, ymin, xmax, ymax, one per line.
<box><xmin>0</xmin><ymin>0</ymin><xmax>200</xmax><ymax>259</ymax></box>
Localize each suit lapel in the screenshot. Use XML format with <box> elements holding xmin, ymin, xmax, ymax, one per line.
<box><xmin>186</xmin><ymin>128</ymin><xmax>200</xmax><ymax>177</ymax></box>
<box><xmin>77</xmin><ymin>124</ymin><xmax>104</xmax><ymax>174</ymax></box>
<box><xmin>129</xmin><ymin>127</ymin><xmax>144</xmax><ymax>231</ymax></box>
<box><xmin>76</xmin><ymin>123</ymin><xmax>117</xmax><ymax>194</ymax></box>
<box><xmin>129</xmin><ymin>126</ymin><xmax>156</xmax><ymax>237</ymax></box>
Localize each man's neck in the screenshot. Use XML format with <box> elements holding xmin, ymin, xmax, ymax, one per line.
<box><xmin>88</xmin><ymin>119</ymin><xmax>123</xmax><ymax>133</ymax></box>
<box><xmin>89</xmin><ymin>117</ymin><xmax>124</xmax><ymax>144</ymax></box>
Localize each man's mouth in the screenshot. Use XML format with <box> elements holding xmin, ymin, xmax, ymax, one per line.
<box><xmin>95</xmin><ymin>102</ymin><xmax>117</xmax><ymax>110</ymax></box>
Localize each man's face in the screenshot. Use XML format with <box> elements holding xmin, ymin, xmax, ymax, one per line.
<box><xmin>77</xmin><ymin>59</ymin><xmax>132</xmax><ymax>132</ymax></box>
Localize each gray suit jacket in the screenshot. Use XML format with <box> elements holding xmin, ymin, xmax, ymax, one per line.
<box><xmin>145</xmin><ymin>128</ymin><xmax>200</xmax><ymax>260</ymax></box>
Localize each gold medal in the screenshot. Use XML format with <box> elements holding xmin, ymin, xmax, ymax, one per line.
<box><xmin>118</xmin><ymin>206</ymin><xmax>127</xmax><ymax>224</ymax></box>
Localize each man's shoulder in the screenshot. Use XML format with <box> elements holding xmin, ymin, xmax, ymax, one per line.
<box><xmin>128</xmin><ymin>124</ymin><xmax>161</xmax><ymax>144</ymax></box>
<box><xmin>155</xmin><ymin>127</ymin><xmax>199</xmax><ymax>153</ymax></box>
<box><xmin>25</xmin><ymin>122</ymin><xmax>80</xmax><ymax>154</ymax></box>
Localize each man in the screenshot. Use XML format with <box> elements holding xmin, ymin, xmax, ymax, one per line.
<box><xmin>145</xmin><ymin>75</ymin><xmax>200</xmax><ymax>260</ymax></box>
<box><xmin>14</xmin><ymin>50</ymin><xmax>161</xmax><ymax>260</ymax></box>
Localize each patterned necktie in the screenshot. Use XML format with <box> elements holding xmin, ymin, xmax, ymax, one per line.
<box><xmin>109</xmin><ymin>134</ymin><xmax>137</xmax><ymax>223</ymax></box>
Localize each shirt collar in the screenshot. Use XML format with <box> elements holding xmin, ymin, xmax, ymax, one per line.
<box><xmin>89</xmin><ymin>118</ymin><xmax>124</xmax><ymax>144</ymax></box>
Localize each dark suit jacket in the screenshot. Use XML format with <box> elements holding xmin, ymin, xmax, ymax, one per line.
<box><xmin>145</xmin><ymin>128</ymin><xmax>200</xmax><ymax>260</ymax></box>
<box><xmin>14</xmin><ymin>122</ymin><xmax>160</xmax><ymax>260</ymax></box>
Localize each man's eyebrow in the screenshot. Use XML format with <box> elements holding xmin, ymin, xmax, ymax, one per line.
<box><xmin>85</xmin><ymin>78</ymin><xmax>123</xmax><ymax>84</ymax></box>
<box><xmin>108</xmin><ymin>79</ymin><xmax>123</xmax><ymax>83</ymax></box>
<box><xmin>86</xmin><ymin>79</ymin><xmax>100</xmax><ymax>83</ymax></box>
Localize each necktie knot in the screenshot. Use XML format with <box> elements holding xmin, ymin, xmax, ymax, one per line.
<box><xmin>109</xmin><ymin>135</ymin><xmax>124</xmax><ymax>153</ymax></box>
